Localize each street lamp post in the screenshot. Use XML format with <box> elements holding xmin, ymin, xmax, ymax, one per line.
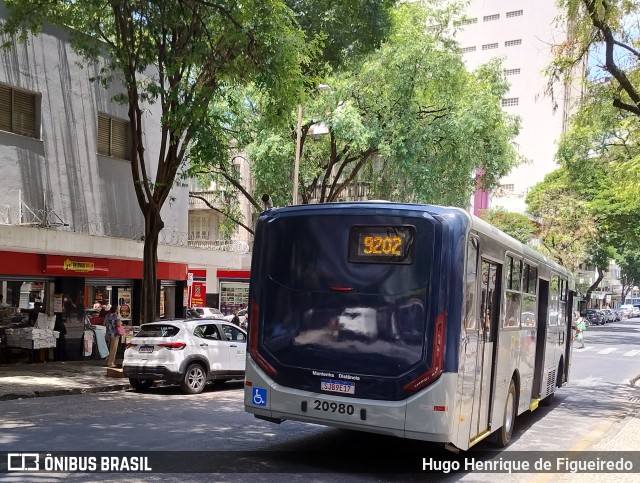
<box><xmin>292</xmin><ymin>104</ymin><xmax>303</xmax><ymax>205</ymax></box>
<box><xmin>292</xmin><ymin>85</ymin><xmax>331</xmax><ymax>206</ymax></box>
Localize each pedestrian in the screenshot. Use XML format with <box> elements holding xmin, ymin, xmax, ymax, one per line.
<box><xmin>63</xmin><ymin>294</ymin><xmax>75</xmax><ymax>322</ymax></box>
<box><xmin>75</xmin><ymin>291</ymin><xmax>85</xmax><ymax>322</ymax></box>
<box><xmin>54</xmin><ymin>314</ymin><xmax>68</xmax><ymax>361</ymax></box>
<box><xmin>231</xmin><ymin>309</ymin><xmax>240</xmax><ymax>326</ymax></box>
<box><xmin>104</xmin><ymin>306</ymin><xmax>122</xmax><ymax>368</ymax></box>
<box><xmin>573</xmin><ymin>311</ymin><xmax>586</xmax><ymax>349</ymax></box>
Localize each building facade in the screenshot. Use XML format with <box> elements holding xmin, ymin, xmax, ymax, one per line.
<box><xmin>0</xmin><ymin>7</ymin><xmax>250</xmax><ymax>347</ymax></box>
<box><xmin>454</xmin><ymin>0</ymin><xmax>582</xmax><ymax>213</ymax></box>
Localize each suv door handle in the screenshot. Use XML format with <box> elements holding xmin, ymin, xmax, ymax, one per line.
<box><xmin>230</xmin><ymin>344</ymin><xmax>237</xmax><ymax>348</ymax></box>
<box><xmin>199</xmin><ymin>343</ymin><xmax>208</xmax><ymax>347</ymax></box>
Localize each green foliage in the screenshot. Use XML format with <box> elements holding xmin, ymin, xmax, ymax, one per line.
<box><xmin>285</xmin><ymin>0</ymin><xmax>396</xmax><ymax>72</ymax></box>
<box><xmin>526</xmin><ymin>168</ymin><xmax>597</xmax><ymax>271</ymax></box>
<box><xmin>0</xmin><ymin>0</ymin><xmax>307</xmax><ymax>322</ymax></box>
<box><xmin>480</xmin><ymin>209</ymin><xmax>537</xmax><ymax>245</ymax></box>
<box><xmin>240</xmin><ymin>2</ymin><xmax>522</xmax><ymax>209</ymax></box>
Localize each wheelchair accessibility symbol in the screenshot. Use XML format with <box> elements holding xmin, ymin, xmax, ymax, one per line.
<box><xmin>252</xmin><ymin>387</ymin><xmax>267</xmax><ymax>407</ymax></box>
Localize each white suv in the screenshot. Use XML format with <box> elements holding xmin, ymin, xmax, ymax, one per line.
<box><xmin>123</xmin><ymin>319</ymin><xmax>247</xmax><ymax>394</ymax></box>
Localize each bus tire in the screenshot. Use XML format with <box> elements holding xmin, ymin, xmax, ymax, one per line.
<box><xmin>496</xmin><ymin>379</ymin><xmax>517</xmax><ymax>447</ymax></box>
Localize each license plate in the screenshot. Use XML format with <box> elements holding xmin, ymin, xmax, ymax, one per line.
<box><xmin>321</xmin><ymin>379</ymin><xmax>355</xmax><ymax>394</ymax></box>
<box><xmin>139</xmin><ymin>346</ymin><xmax>154</xmax><ymax>353</ymax></box>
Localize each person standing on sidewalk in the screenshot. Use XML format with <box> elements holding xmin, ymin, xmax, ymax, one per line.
<box><xmin>105</xmin><ymin>306</ymin><xmax>121</xmax><ymax>368</ymax></box>
<box><xmin>573</xmin><ymin>311</ymin><xmax>587</xmax><ymax>349</ymax></box>
<box><xmin>54</xmin><ymin>314</ymin><xmax>68</xmax><ymax>361</ymax></box>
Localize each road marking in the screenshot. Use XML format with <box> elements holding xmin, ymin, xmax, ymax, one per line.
<box><xmin>578</xmin><ymin>346</ymin><xmax>594</xmax><ymax>351</ymax></box>
<box><xmin>598</xmin><ymin>347</ymin><xmax>617</xmax><ymax>354</ymax></box>
<box><xmin>623</xmin><ymin>350</ymin><xmax>640</xmax><ymax>357</ymax></box>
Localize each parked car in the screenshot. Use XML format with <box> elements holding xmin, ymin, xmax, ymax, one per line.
<box><xmin>123</xmin><ymin>319</ymin><xmax>247</xmax><ymax>394</ymax></box>
<box><xmin>193</xmin><ymin>307</ymin><xmax>224</xmax><ymax>318</ymax></box>
<box><xmin>586</xmin><ymin>309</ymin><xmax>604</xmax><ymax>326</ymax></box>
<box><xmin>601</xmin><ymin>309</ymin><xmax>615</xmax><ymax>323</ymax></box>
<box><xmin>612</xmin><ymin>309</ymin><xmax>622</xmax><ymax>322</ymax></box>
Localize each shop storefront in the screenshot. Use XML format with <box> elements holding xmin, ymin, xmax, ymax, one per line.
<box><xmin>0</xmin><ymin>250</ymin><xmax>187</xmax><ymax>364</ymax></box>
<box><xmin>217</xmin><ymin>270</ymin><xmax>250</xmax><ymax>316</ymax></box>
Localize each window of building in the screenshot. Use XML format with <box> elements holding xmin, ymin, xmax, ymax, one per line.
<box><xmin>462</xmin><ymin>46</ymin><xmax>477</xmax><ymax>53</ymax></box>
<box><xmin>502</xmin><ymin>97</ymin><xmax>519</xmax><ymax>107</ymax></box>
<box><xmin>500</xmin><ymin>183</ymin><xmax>515</xmax><ymax>191</ymax></box>
<box><xmin>504</xmin><ymin>68</ymin><xmax>521</xmax><ymax>76</ymax></box>
<box><xmin>505</xmin><ymin>39</ymin><xmax>522</xmax><ymax>47</ymax></box>
<box><xmin>483</xmin><ymin>14</ymin><xmax>500</xmax><ymax>22</ymax></box>
<box><xmin>482</xmin><ymin>43</ymin><xmax>499</xmax><ymax>50</ymax></box>
<box><xmin>188</xmin><ymin>215</ymin><xmax>210</xmax><ymax>240</ymax></box>
<box><xmin>455</xmin><ymin>17</ymin><xmax>478</xmax><ymax>26</ymax></box>
<box><xmin>97</xmin><ymin>114</ymin><xmax>129</xmax><ymax>159</ymax></box>
<box><xmin>0</xmin><ymin>83</ymin><xmax>39</xmax><ymax>139</ymax></box>
<box><xmin>506</xmin><ymin>10</ymin><xmax>524</xmax><ymax>18</ymax></box>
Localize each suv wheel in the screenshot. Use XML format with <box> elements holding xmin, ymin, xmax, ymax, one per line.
<box><xmin>181</xmin><ymin>363</ymin><xmax>207</xmax><ymax>394</ymax></box>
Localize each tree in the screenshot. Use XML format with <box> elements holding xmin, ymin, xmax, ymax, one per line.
<box><xmin>285</xmin><ymin>0</ymin><xmax>396</xmax><ymax>71</ymax></box>
<box><xmin>237</xmin><ymin>3</ymin><xmax>522</xmax><ymax>209</ymax></box>
<box><xmin>1</xmin><ymin>0</ymin><xmax>306</xmax><ymax>323</ymax></box>
<box><xmin>526</xmin><ymin>169</ymin><xmax>596</xmax><ymax>271</ymax></box>
<box><xmin>554</xmin><ymin>0</ymin><xmax>640</xmax><ymax>118</ymax></box>
<box><xmin>479</xmin><ymin>209</ymin><xmax>537</xmax><ymax>245</ymax></box>
<box><xmin>186</xmin><ymin>0</ymin><xmax>399</xmax><ymax>230</ymax></box>
<box><xmin>616</xmin><ymin>247</ymin><xmax>640</xmax><ymax>303</ymax></box>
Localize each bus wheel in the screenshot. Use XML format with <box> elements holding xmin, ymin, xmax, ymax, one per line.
<box><xmin>496</xmin><ymin>379</ymin><xmax>517</xmax><ymax>447</ymax></box>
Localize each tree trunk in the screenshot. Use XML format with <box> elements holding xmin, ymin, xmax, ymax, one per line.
<box><xmin>585</xmin><ymin>270</ymin><xmax>604</xmax><ymax>308</ymax></box>
<box><xmin>141</xmin><ymin>207</ymin><xmax>164</xmax><ymax>324</ymax></box>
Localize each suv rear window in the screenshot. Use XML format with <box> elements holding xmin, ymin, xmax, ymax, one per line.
<box><xmin>136</xmin><ymin>324</ymin><xmax>180</xmax><ymax>337</ymax></box>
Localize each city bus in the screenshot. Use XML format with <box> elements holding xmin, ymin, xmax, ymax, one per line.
<box><xmin>244</xmin><ymin>202</ymin><xmax>575</xmax><ymax>451</ymax></box>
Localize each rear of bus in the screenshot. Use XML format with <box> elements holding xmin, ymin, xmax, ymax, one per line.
<box><xmin>244</xmin><ymin>203</ymin><xmax>462</xmax><ymax>442</ymax></box>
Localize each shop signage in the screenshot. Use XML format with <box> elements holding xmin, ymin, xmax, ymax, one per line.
<box><xmin>187</xmin><ymin>269</ymin><xmax>206</xmax><ymax>307</ymax></box>
<box><xmin>45</xmin><ymin>255</ymin><xmax>109</xmax><ymax>276</ymax></box>
<box><xmin>53</xmin><ymin>294</ymin><xmax>63</xmax><ymax>313</ymax></box>
<box><xmin>119</xmin><ymin>288</ymin><xmax>132</xmax><ymax>320</ymax></box>
<box><xmin>191</xmin><ymin>283</ymin><xmax>205</xmax><ymax>307</ymax></box>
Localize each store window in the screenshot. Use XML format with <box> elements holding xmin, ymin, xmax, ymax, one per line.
<box><xmin>219</xmin><ymin>281</ymin><xmax>249</xmax><ymax>315</ymax></box>
<box><xmin>0</xmin><ymin>280</ymin><xmax>53</xmax><ymax>325</ymax></box>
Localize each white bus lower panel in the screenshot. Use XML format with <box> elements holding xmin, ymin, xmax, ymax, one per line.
<box><xmin>245</xmin><ymin>359</ymin><xmax>458</xmax><ymax>444</ymax></box>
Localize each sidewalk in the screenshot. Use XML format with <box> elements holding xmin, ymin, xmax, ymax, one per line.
<box><xmin>0</xmin><ymin>359</ymin><xmax>131</xmax><ymax>400</ymax></box>
<box><xmin>557</xmin><ymin>384</ymin><xmax>640</xmax><ymax>483</ymax></box>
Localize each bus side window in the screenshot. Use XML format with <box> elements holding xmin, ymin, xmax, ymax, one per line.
<box><xmin>465</xmin><ymin>237</ymin><xmax>479</xmax><ymax>331</ymax></box>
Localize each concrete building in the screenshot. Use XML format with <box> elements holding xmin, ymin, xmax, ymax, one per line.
<box><xmin>454</xmin><ymin>0</ymin><xmax>582</xmax><ymax>213</ymax></box>
<box><xmin>0</xmin><ymin>7</ymin><xmax>250</xmax><ymax>342</ymax></box>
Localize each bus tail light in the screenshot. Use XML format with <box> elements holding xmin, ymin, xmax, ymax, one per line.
<box><xmin>403</xmin><ymin>311</ymin><xmax>446</xmax><ymax>392</ymax></box>
<box><xmin>249</xmin><ymin>300</ymin><xmax>279</xmax><ymax>377</ymax></box>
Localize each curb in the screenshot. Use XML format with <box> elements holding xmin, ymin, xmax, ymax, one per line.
<box><xmin>0</xmin><ymin>383</ymin><xmax>131</xmax><ymax>401</ymax></box>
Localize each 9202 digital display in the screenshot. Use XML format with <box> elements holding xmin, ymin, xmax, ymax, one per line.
<box><xmin>348</xmin><ymin>225</ymin><xmax>415</xmax><ymax>264</ymax></box>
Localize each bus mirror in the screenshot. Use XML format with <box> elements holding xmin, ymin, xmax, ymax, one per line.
<box><xmin>578</xmin><ymin>300</ymin><xmax>587</xmax><ymax>317</ymax></box>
